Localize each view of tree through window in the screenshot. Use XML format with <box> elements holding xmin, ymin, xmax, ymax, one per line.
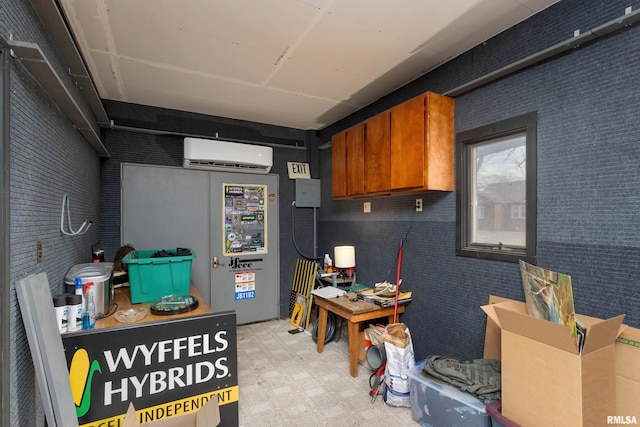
<box><xmin>471</xmin><ymin>134</ymin><xmax>526</xmax><ymax>247</ymax></box>
<box><xmin>456</xmin><ymin>112</ymin><xmax>537</xmax><ymax>263</ymax></box>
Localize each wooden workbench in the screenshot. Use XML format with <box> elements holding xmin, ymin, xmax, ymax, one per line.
<box><xmin>314</xmin><ymin>294</ymin><xmax>406</xmax><ymax>378</ymax></box>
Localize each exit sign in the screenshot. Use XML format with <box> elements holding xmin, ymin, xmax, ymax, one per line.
<box><xmin>287</xmin><ymin>162</ymin><xmax>311</xmax><ymax>179</ymax></box>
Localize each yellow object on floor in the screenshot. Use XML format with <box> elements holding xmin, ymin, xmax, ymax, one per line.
<box><xmin>290</xmin><ymin>302</ymin><xmax>304</xmax><ymax>327</ymax></box>
<box><xmin>288</xmin><ymin>258</ymin><xmax>318</xmax><ymax>330</ymax></box>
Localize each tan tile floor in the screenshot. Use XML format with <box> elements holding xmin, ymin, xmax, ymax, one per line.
<box><xmin>237</xmin><ymin>318</ymin><xmax>415</xmax><ymax>426</ymax></box>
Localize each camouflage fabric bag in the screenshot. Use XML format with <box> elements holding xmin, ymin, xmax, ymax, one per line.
<box><xmin>422</xmin><ymin>355</ymin><xmax>501</xmax><ymax>403</ymax></box>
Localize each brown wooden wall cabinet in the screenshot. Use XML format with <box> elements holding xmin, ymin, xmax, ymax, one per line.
<box><xmin>390</xmin><ymin>95</ymin><xmax>425</xmax><ymax>191</ymax></box>
<box><xmin>331</xmin><ymin>123</ymin><xmax>365</xmax><ymax>198</ymax></box>
<box><xmin>364</xmin><ymin>110</ymin><xmax>391</xmax><ymax>194</ymax></box>
<box><xmin>331</xmin><ymin>91</ymin><xmax>454</xmax><ymax>199</ymax></box>
<box><xmin>345</xmin><ymin>123</ymin><xmax>365</xmax><ymax>196</ymax></box>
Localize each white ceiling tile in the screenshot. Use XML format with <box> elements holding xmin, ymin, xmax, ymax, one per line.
<box><xmin>59</xmin><ymin>0</ymin><xmax>560</xmax><ymax>129</ymax></box>
<box><xmin>326</xmin><ymin>0</ymin><xmax>484</xmax><ymax>45</ymax></box>
<box><xmin>61</xmin><ymin>0</ymin><xmax>110</xmax><ymax>50</ymax></box>
<box><xmin>346</xmin><ymin>48</ymin><xmax>451</xmax><ymax>107</ymax></box>
<box><xmin>289</xmin><ymin>10</ymin><xmax>414</xmax><ymax>79</ymax></box>
<box><xmin>421</xmin><ymin>0</ymin><xmax>544</xmax><ymax>56</ymax></box>
<box><xmin>101</xmin><ymin>4</ymin><xmax>282</xmax><ymax>83</ymax></box>
<box><xmin>116</xmin><ymin>58</ymin><xmax>343</xmax><ymax>129</ymax></box>
<box><xmin>297</xmin><ymin>0</ymin><xmax>331</xmax><ymax>9</ymax></box>
<box><xmin>84</xmin><ymin>50</ymin><xmax>121</xmax><ymax>99</ymax></box>
<box><xmin>268</xmin><ymin>57</ymin><xmax>370</xmax><ymax>104</ymax></box>
<box><xmin>103</xmin><ymin>0</ymin><xmax>319</xmax><ymax>55</ymax></box>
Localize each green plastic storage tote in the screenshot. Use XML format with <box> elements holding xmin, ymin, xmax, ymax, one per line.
<box><xmin>122</xmin><ymin>248</ymin><xmax>196</xmax><ymax>303</ymax></box>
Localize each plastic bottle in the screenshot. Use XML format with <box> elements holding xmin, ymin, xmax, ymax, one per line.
<box><xmin>53</xmin><ymin>295</ymin><xmax>68</xmax><ymax>333</ymax></box>
<box><xmin>324</xmin><ymin>253</ymin><xmax>333</xmax><ymax>272</ymax></box>
<box><xmin>74</xmin><ymin>277</ymin><xmax>83</xmax><ymax>295</ymax></box>
<box><xmin>66</xmin><ymin>294</ymin><xmax>83</xmax><ymax>332</ymax></box>
<box><xmin>82</xmin><ymin>282</ymin><xmax>96</xmax><ymax>330</ymax></box>
<box><xmin>75</xmin><ymin>277</ymin><xmax>86</xmax><ymax>318</ymax></box>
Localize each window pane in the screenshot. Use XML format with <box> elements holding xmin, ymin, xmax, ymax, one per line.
<box><xmin>470</xmin><ymin>134</ymin><xmax>526</xmax><ymax>247</ymax></box>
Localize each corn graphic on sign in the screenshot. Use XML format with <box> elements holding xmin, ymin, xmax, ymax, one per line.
<box><xmin>69</xmin><ymin>349</ymin><xmax>102</xmax><ymax>417</ymax></box>
<box><xmin>62</xmin><ymin>312</ymin><xmax>238</xmax><ymax>426</ymax></box>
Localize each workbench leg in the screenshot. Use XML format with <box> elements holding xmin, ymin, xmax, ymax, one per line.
<box><xmin>317</xmin><ymin>306</ymin><xmax>328</xmax><ymax>353</ymax></box>
<box><xmin>348</xmin><ymin>321</ymin><xmax>359</xmax><ymax>378</ymax></box>
<box><xmin>388</xmin><ymin>315</ymin><xmax>397</xmax><ymax>324</ymax></box>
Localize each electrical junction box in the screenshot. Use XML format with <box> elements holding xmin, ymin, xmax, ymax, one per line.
<box><xmin>295</xmin><ymin>178</ymin><xmax>321</xmax><ymax>208</ymax></box>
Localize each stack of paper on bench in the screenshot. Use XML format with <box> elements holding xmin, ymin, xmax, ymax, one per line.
<box><xmin>360</xmin><ymin>289</ymin><xmax>412</xmax><ymax>307</ymax></box>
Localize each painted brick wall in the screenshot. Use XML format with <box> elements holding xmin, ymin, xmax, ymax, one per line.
<box><xmin>318</xmin><ymin>0</ymin><xmax>640</xmax><ymax>361</ymax></box>
<box><xmin>5</xmin><ymin>1</ymin><xmax>102</xmax><ymax>425</ymax></box>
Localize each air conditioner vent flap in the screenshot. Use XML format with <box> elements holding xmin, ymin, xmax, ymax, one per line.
<box><xmin>183</xmin><ymin>137</ymin><xmax>272</xmax><ymax>174</ymax></box>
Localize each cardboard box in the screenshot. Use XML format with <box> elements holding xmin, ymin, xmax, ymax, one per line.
<box><xmin>483</xmin><ymin>295</ymin><xmax>513</xmax><ymax>360</ymax></box>
<box><xmin>122</xmin><ymin>398</ymin><xmax>220</xmax><ymax>427</ymax></box>
<box><xmin>358</xmin><ymin>330</ymin><xmax>366</xmax><ymax>362</ymax></box>
<box><xmin>408</xmin><ymin>361</ymin><xmax>490</xmax><ymax>427</ymax></box>
<box><xmin>482</xmin><ymin>300</ymin><xmax>625</xmax><ymax>427</ymax></box>
<box><xmin>615</xmin><ymin>326</ymin><xmax>640</xmax><ymax>422</ymax></box>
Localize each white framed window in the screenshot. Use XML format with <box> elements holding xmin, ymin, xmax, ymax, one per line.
<box><xmin>456</xmin><ymin>113</ymin><xmax>537</xmax><ymax>263</ymax></box>
<box><xmin>511</xmin><ymin>204</ymin><xmax>525</xmax><ymax>219</ymax></box>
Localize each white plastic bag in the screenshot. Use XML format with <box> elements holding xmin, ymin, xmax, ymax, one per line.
<box><xmin>383</xmin><ymin>323</ymin><xmax>415</xmax><ymax>407</ymax></box>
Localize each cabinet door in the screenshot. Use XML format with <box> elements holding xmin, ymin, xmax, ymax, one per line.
<box><xmin>425</xmin><ymin>92</ymin><xmax>455</xmax><ymax>191</ymax></box>
<box><xmin>331</xmin><ymin>130</ymin><xmax>347</xmax><ymax>198</ymax></box>
<box><xmin>365</xmin><ymin>111</ymin><xmax>391</xmax><ymax>194</ymax></box>
<box><xmin>390</xmin><ymin>96</ymin><xmax>425</xmax><ymax>190</ymax></box>
<box><xmin>345</xmin><ymin>123</ymin><xmax>365</xmax><ymax>196</ymax></box>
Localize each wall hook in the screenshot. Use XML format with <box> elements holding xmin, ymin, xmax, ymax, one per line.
<box><xmin>60</xmin><ymin>193</ymin><xmax>92</xmax><ymax>236</ymax></box>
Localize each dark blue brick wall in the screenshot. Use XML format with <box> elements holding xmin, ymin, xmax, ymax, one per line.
<box><xmin>318</xmin><ymin>1</ymin><xmax>640</xmax><ymax>361</ymax></box>
<box><xmin>6</xmin><ymin>1</ymin><xmax>103</xmax><ymax>425</ymax></box>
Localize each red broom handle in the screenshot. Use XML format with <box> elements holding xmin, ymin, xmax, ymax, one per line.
<box><xmin>393</xmin><ymin>241</ymin><xmax>403</xmax><ymax>323</ymax></box>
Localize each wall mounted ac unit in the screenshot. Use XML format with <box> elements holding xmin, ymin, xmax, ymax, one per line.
<box><xmin>183</xmin><ymin>137</ymin><xmax>273</xmax><ymax>174</ymax></box>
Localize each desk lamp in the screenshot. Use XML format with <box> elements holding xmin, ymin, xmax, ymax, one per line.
<box><xmin>334</xmin><ymin>245</ymin><xmax>356</xmax><ymax>281</ymax></box>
